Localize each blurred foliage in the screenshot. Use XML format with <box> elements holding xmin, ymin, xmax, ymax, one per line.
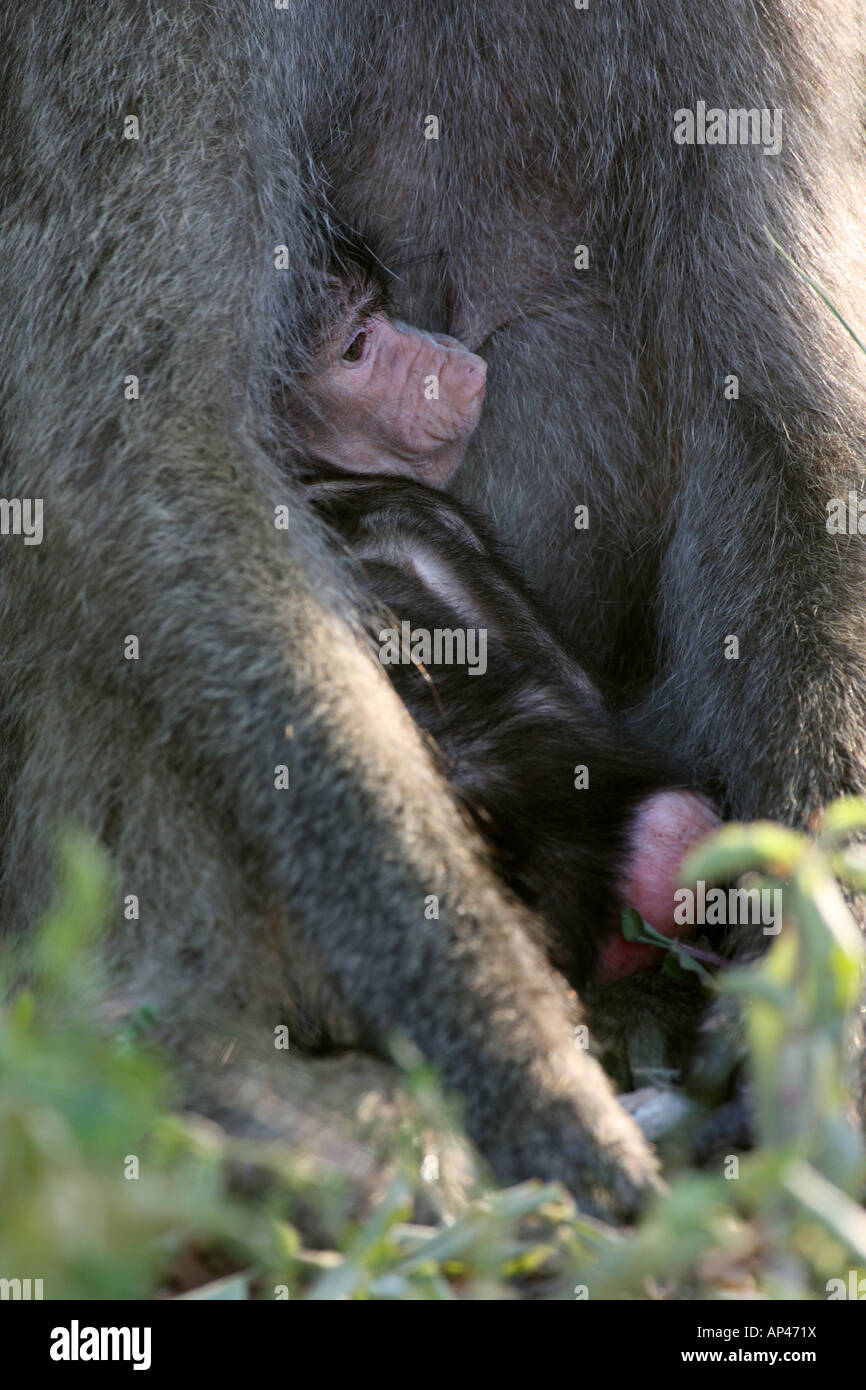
<box><xmin>0</xmin><ymin>808</ymin><xmax>865</xmax><ymax>1299</ymax></box>
<box><xmin>582</xmin><ymin>804</ymin><xmax>866</xmax><ymax>1300</ymax></box>
<box><xmin>0</xmin><ymin>832</ymin><xmax>263</xmax><ymax>1299</ymax></box>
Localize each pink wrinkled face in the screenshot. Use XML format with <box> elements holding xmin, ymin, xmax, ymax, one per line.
<box><xmin>304</xmin><ymin>312</ymin><xmax>487</xmax><ymax>487</ymax></box>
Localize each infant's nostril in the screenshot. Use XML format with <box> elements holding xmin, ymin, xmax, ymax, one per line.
<box><xmin>465</xmin><ymin>356</ymin><xmax>487</xmax><ymax>381</ymax></box>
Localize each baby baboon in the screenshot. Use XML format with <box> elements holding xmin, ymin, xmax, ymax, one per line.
<box><xmin>288</xmin><ymin>247</ymin><xmax>719</xmax><ymax>988</ymax></box>
<box><xmin>283</xmin><ymin>240</ymin><xmax>488</xmax><ymax>487</ymax></box>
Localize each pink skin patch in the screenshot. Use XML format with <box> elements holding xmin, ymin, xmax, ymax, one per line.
<box><xmin>311</xmin><ymin>315</ymin><xmax>487</xmax><ymax>487</ymax></box>
<box><xmin>596</xmin><ymin>791</ymin><xmax>720</xmax><ymax>982</ymax></box>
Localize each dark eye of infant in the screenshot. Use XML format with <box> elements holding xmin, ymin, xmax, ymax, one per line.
<box><xmin>342</xmin><ymin>331</ymin><xmax>366</xmax><ymax>362</ymax></box>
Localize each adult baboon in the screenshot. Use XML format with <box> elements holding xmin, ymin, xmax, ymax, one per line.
<box><xmin>1</xmin><ymin>3</ymin><xmax>864</xmax><ymax>1219</ymax></box>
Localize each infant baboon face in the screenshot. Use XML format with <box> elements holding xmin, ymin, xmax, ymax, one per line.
<box><xmin>301</xmin><ymin>299</ymin><xmax>487</xmax><ymax>487</ymax></box>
